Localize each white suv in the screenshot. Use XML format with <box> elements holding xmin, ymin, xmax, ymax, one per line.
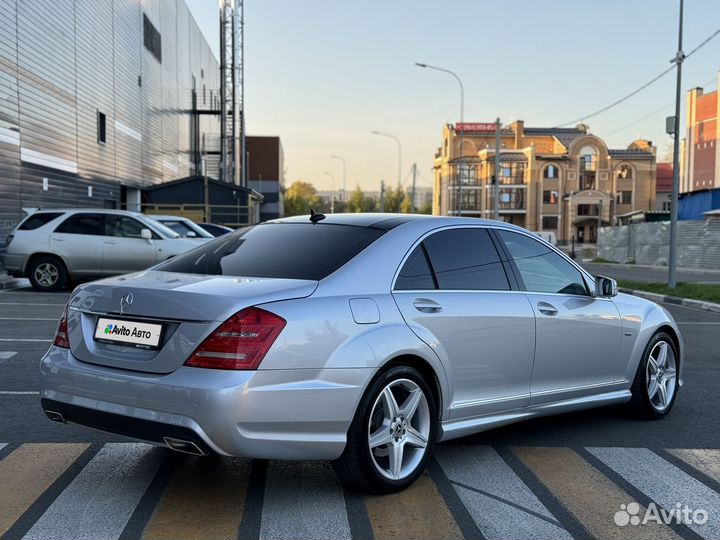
<box><xmin>2</xmin><ymin>209</ymin><xmax>204</xmax><ymax>291</ymax></box>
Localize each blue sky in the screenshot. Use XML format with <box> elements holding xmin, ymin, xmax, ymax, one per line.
<box><xmin>186</xmin><ymin>0</ymin><xmax>720</xmax><ymax>191</ymax></box>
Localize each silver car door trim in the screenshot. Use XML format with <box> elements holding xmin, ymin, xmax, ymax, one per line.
<box><xmin>451</xmin><ymin>393</ymin><xmax>531</xmax><ymax>410</ymax></box>
<box><xmin>530</xmin><ymin>380</ymin><xmax>627</xmax><ymax>398</ymax></box>
<box><xmin>440</xmin><ymin>389</ymin><xmax>632</xmax><ymax>442</ymax></box>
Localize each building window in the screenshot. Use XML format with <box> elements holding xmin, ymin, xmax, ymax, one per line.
<box><xmin>617</xmin><ymin>164</ymin><xmax>633</xmax><ymax>179</ymax></box>
<box><xmin>577</xmin><ymin>204</ymin><xmax>599</xmax><ymax>216</ymax></box>
<box><xmin>143</xmin><ymin>14</ymin><xmax>162</xmax><ymax>62</ymax></box>
<box><xmin>662</xmin><ymin>201</ymin><xmax>671</xmax><ymax>212</ymax></box>
<box><xmin>97</xmin><ymin>111</ymin><xmax>106</xmax><ymax>144</ymax></box>
<box><xmin>543</xmin><ymin>165</ymin><xmax>558</xmax><ymax>179</ymax></box>
<box><xmin>579</xmin><ymin>146</ymin><xmax>597</xmax><ymax>171</ymax></box>
<box><xmin>542</xmin><ymin>216</ymin><xmax>558</xmax><ymax>230</ymax></box>
<box><xmin>616</xmin><ymin>191</ymin><xmax>632</xmax><ymax>205</ymax></box>
<box><xmin>543</xmin><ymin>190</ymin><xmax>559</xmax><ymax>204</ymax></box>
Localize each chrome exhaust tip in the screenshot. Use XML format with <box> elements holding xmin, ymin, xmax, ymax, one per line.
<box><xmin>163</xmin><ymin>436</ymin><xmax>205</xmax><ymax>456</ymax></box>
<box><xmin>44</xmin><ymin>410</ymin><xmax>66</xmax><ymax>423</ymax></box>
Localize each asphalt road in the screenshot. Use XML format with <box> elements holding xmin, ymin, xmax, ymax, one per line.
<box><xmin>581</xmin><ymin>262</ymin><xmax>720</xmax><ymax>284</ymax></box>
<box><xmin>1</xmin><ymin>286</ymin><xmax>720</xmax><ymax>540</ymax></box>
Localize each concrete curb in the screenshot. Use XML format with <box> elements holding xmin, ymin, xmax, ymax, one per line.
<box><xmin>619</xmin><ymin>287</ymin><xmax>720</xmax><ymax>314</ymax></box>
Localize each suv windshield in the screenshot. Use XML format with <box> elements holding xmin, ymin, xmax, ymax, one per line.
<box><xmin>156</xmin><ymin>223</ymin><xmax>385</xmax><ymax>280</ymax></box>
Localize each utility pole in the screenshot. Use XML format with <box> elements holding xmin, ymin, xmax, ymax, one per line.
<box><xmin>668</xmin><ymin>0</ymin><xmax>685</xmax><ymax>289</ymax></box>
<box><xmin>494</xmin><ymin>118</ymin><xmax>501</xmax><ymax>221</ymax></box>
<box><xmin>380</xmin><ymin>180</ymin><xmax>385</xmax><ymax>212</ymax></box>
<box><xmin>411</xmin><ymin>163</ymin><xmax>417</xmax><ymax>213</ymax></box>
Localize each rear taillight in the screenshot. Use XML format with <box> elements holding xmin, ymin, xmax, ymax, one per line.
<box><xmin>184</xmin><ymin>307</ymin><xmax>286</xmax><ymax>370</ymax></box>
<box><xmin>53</xmin><ymin>305</ymin><xmax>70</xmax><ymax>349</ymax></box>
<box><xmin>5</xmin><ymin>234</ymin><xmax>13</xmax><ymax>248</ymax></box>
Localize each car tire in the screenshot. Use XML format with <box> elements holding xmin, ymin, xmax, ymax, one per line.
<box><xmin>625</xmin><ymin>331</ymin><xmax>679</xmax><ymax>419</ymax></box>
<box><xmin>28</xmin><ymin>255</ymin><xmax>68</xmax><ymax>292</ymax></box>
<box><xmin>334</xmin><ymin>364</ymin><xmax>437</xmax><ymax>493</ymax></box>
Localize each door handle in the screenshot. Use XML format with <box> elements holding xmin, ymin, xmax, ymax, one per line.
<box><xmin>537</xmin><ymin>301</ymin><xmax>558</xmax><ymax>316</ymax></box>
<box><xmin>413</xmin><ymin>298</ymin><xmax>442</xmax><ymax>313</ymax></box>
<box><xmin>104</xmin><ymin>240</ymin><xmax>120</xmax><ymax>245</ymax></box>
<box><xmin>53</xmin><ymin>238</ymin><xmax>66</xmax><ymax>242</ymax></box>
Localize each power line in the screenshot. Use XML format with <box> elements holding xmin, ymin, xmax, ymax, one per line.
<box><xmin>555</xmin><ymin>25</ymin><xmax>720</xmax><ymax>128</ymax></box>
<box><xmin>602</xmin><ymin>77</ymin><xmax>716</xmax><ymax>137</ymax></box>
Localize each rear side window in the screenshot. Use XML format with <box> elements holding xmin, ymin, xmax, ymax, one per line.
<box><xmin>497</xmin><ymin>230</ymin><xmax>589</xmax><ymax>296</ymax></box>
<box><xmin>156</xmin><ymin>223</ymin><xmax>385</xmax><ymax>280</ymax></box>
<box><xmin>55</xmin><ymin>214</ymin><xmax>105</xmax><ymax>236</ymax></box>
<box><xmin>423</xmin><ymin>228</ymin><xmax>509</xmax><ymax>290</ymax></box>
<box><xmin>18</xmin><ymin>212</ymin><xmax>63</xmax><ymax>230</ymax></box>
<box><xmin>395</xmin><ymin>245</ymin><xmax>436</xmax><ymax>290</ymax></box>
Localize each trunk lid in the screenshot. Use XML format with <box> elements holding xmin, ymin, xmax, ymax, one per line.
<box><xmin>67</xmin><ymin>270</ymin><xmax>317</xmax><ymax>374</ymax></box>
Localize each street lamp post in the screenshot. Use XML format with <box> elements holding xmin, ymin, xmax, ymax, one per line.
<box><xmin>668</xmin><ymin>0</ymin><xmax>685</xmax><ymax>289</ymax></box>
<box><xmin>415</xmin><ymin>62</ymin><xmax>465</xmax><ymax>216</ymax></box>
<box><xmin>324</xmin><ymin>171</ymin><xmax>336</xmax><ymax>213</ymax></box>
<box><xmin>330</xmin><ymin>154</ymin><xmax>346</xmax><ymax>205</ymax></box>
<box><xmin>371</xmin><ymin>131</ymin><xmax>402</xmax><ymax>190</ymax></box>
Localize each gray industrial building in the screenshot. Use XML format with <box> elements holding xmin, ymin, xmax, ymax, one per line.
<box><xmin>0</xmin><ymin>0</ymin><xmax>255</xmax><ymax>248</ymax></box>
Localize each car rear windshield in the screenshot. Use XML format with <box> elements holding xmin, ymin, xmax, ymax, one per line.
<box><xmin>18</xmin><ymin>212</ymin><xmax>63</xmax><ymax>230</ymax></box>
<box><xmin>156</xmin><ymin>223</ymin><xmax>386</xmax><ymax>280</ymax></box>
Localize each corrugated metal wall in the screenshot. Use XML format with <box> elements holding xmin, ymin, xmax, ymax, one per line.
<box><xmin>598</xmin><ymin>220</ymin><xmax>720</xmax><ymax>269</ymax></box>
<box><xmin>0</xmin><ymin>0</ymin><xmax>220</xmax><ymax>248</ymax></box>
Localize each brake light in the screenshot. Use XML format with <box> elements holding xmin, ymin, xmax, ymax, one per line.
<box><xmin>53</xmin><ymin>305</ymin><xmax>70</xmax><ymax>348</ymax></box>
<box><xmin>184</xmin><ymin>307</ymin><xmax>286</xmax><ymax>370</ymax></box>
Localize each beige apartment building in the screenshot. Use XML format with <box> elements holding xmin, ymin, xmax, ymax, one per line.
<box><xmin>432</xmin><ymin>121</ymin><xmax>657</xmax><ymax>243</ymax></box>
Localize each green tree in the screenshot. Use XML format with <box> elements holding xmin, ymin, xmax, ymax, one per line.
<box><xmin>346</xmin><ymin>186</ymin><xmax>378</xmax><ymax>213</ymax></box>
<box><xmin>283</xmin><ymin>181</ymin><xmax>323</xmax><ymax>217</ymax></box>
<box><xmin>382</xmin><ymin>185</ymin><xmax>410</xmax><ymax>213</ymax></box>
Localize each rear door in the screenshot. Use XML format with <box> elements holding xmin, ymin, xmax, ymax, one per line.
<box><xmin>392</xmin><ymin>227</ymin><xmax>536</xmax><ymax>418</ymax></box>
<box><xmin>494</xmin><ymin>229</ymin><xmax>622</xmax><ymax>405</ymax></box>
<box><xmin>103</xmin><ymin>215</ymin><xmax>158</xmax><ymax>273</ymax></box>
<box><xmin>50</xmin><ymin>213</ymin><xmax>105</xmax><ymax>276</ymax></box>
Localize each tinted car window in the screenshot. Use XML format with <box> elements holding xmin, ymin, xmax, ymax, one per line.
<box><xmin>18</xmin><ymin>212</ymin><xmax>63</xmax><ymax>230</ymax></box>
<box><xmin>422</xmin><ymin>228</ymin><xmax>509</xmax><ymax>290</ymax></box>
<box><xmin>157</xmin><ymin>223</ymin><xmax>385</xmax><ymax>280</ymax></box>
<box><xmin>498</xmin><ymin>230</ymin><xmax>589</xmax><ymax>295</ymax></box>
<box><xmin>55</xmin><ymin>214</ymin><xmax>104</xmax><ymax>236</ymax></box>
<box><xmin>105</xmin><ymin>216</ymin><xmax>147</xmax><ymax>238</ymax></box>
<box><xmin>395</xmin><ymin>245</ymin><xmax>436</xmax><ymax>290</ymax></box>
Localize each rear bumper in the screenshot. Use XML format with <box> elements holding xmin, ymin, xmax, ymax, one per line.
<box><xmin>40</xmin><ymin>346</ymin><xmax>374</xmax><ymax>459</ymax></box>
<box><xmin>0</xmin><ymin>253</ymin><xmax>25</xmax><ymax>275</ymax></box>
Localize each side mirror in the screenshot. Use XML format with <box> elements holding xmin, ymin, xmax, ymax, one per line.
<box><xmin>186</xmin><ymin>231</ymin><xmax>197</xmax><ymax>238</ymax></box>
<box><xmin>140</xmin><ymin>228</ymin><xmax>153</xmax><ymax>241</ymax></box>
<box><xmin>594</xmin><ymin>275</ymin><xmax>618</xmax><ymax>298</ymax></box>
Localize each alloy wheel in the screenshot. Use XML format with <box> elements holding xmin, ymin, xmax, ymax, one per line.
<box><xmin>367</xmin><ymin>378</ymin><xmax>431</xmax><ymax>480</ymax></box>
<box><xmin>34</xmin><ymin>263</ymin><xmax>59</xmax><ymax>288</ymax></box>
<box><xmin>646</xmin><ymin>340</ymin><xmax>677</xmax><ymax>412</ymax></box>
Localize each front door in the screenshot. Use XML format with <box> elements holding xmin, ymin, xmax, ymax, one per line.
<box><xmin>495</xmin><ymin>229</ymin><xmax>622</xmax><ymax>404</ymax></box>
<box><xmin>102</xmin><ymin>215</ymin><xmax>158</xmax><ymax>273</ymax></box>
<box><xmin>392</xmin><ymin>227</ymin><xmax>536</xmax><ymax>419</ymax></box>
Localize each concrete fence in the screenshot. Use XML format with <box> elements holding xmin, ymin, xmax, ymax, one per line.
<box><xmin>598</xmin><ymin>220</ymin><xmax>720</xmax><ymax>269</ymax></box>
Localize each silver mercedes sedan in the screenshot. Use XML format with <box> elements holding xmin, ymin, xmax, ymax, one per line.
<box><xmin>39</xmin><ymin>214</ymin><xmax>683</xmax><ymax>493</ymax></box>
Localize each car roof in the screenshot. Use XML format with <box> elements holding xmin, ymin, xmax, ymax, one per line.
<box><xmin>31</xmin><ymin>208</ymin><xmax>144</xmax><ymax>217</ymax></box>
<box><xmin>265</xmin><ymin>213</ymin><xmax>528</xmax><ymax>233</ymax></box>
<box><xmin>148</xmin><ymin>215</ymin><xmax>191</xmax><ymax>221</ymax></box>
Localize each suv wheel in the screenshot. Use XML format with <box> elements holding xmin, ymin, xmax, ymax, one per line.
<box><xmin>334</xmin><ymin>365</ymin><xmax>437</xmax><ymax>493</ymax></box>
<box><xmin>28</xmin><ymin>256</ymin><xmax>68</xmax><ymax>292</ymax></box>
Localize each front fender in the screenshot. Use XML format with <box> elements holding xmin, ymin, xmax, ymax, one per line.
<box><xmin>613</xmin><ymin>293</ymin><xmax>684</xmax><ymax>387</ymax></box>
